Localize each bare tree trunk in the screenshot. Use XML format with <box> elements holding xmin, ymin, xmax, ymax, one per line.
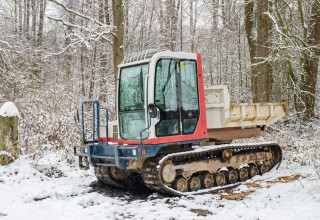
<box><xmin>164</xmin><ymin>0</ymin><xmax>171</xmax><ymax>49</ymax></box>
<box><xmin>24</xmin><ymin>0</ymin><xmax>27</xmax><ymax>34</ymax></box>
<box><xmin>245</xmin><ymin>0</ymin><xmax>269</xmax><ymax>102</ymax></box>
<box><xmin>146</xmin><ymin>1</ymin><xmax>155</xmax><ymax>47</ymax></box>
<box><xmin>138</xmin><ymin>2</ymin><xmax>146</xmax><ymax>51</ymax></box>
<box><xmin>18</xmin><ymin>0</ymin><xmax>23</xmax><ymax>35</ymax></box>
<box><xmin>25</xmin><ymin>0</ymin><xmax>30</xmax><ymax>39</ymax></box>
<box><xmin>300</xmin><ymin>0</ymin><xmax>320</xmax><ymax>119</ymax></box>
<box><xmin>80</xmin><ymin>0</ymin><xmax>85</xmax><ymax>97</ymax></box>
<box><xmin>112</xmin><ymin>0</ymin><xmax>124</xmax><ymax>101</ymax></box>
<box><xmin>105</xmin><ymin>0</ymin><xmax>111</xmax><ymax>25</ymax></box>
<box><xmin>160</xmin><ymin>2</ymin><xmax>165</xmax><ymax>48</ymax></box>
<box><xmin>190</xmin><ymin>0</ymin><xmax>197</xmax><ymax>52</ymax></box>
<box><xmin>238</xmin><ymin>16</ymin><xmax>242</xmax><ymax>89</ymax></box>
<box><xmin>80</xmin><ymin>48</ymin><xmax>85</xmax><ymax>97</ymax></box>
<box><xmin>211</xmin><ymin>0</ymin><xmax>218</xmax><ymax>31</ymax></box>
<box><xmin>180</xmin><ymin>0</ymin><xmax>183</xmax><ymax>51</ymax></box>
<box><xmin>31</xmin><ymin>0</ymin><xmax>36</xmax><ymax>42</ymax></box>
<box><xmin>123</xmin><ymin>0</ymin><xmax>128</xmax><ymax>50</ymax></box>
<box><xmin>190</xmin><ymin>0</ymin><xmax>194</xmax><ymax>52</ymax></box>
<box><xmin>172</xmin><ymin>0</ymin><xmax>179</xmax><ymax>50</ymax></box>
<box><xmin>14</xmin><ymin>0</ymin><xmax>18</xmax><ymax>33</ymax></box>
<box><xmin>244</xmin><ymin>0</ymin><xmax>256</xmax><ymax>99</ymax></box>
<box><xmin>99</xmin><ymin>0</ymin><xmax>108</xmax><ymax>104</ymax></box>
<box><xmin>65</xmin><ymin>0</ymin><xmax>74</xmax><ymax>79</ymax></box>
<box><xmin>89</xmin><ymin>46</ymin><xmax>97</xmax><ymax>100</ymax></box>
<box><xmin>37</xmin><ymin>0</ymin><xmax>46</xmax><ymax>46</ymax></box>
<box><xmin>255</xmin><ymin>0</ymin><xmax>269</xmax><ymax>102</ymax></box>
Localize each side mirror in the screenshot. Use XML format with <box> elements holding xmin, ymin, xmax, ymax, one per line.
<box><xmin>148</xmin><ymin>104</ymin><xmax>158</xmax><ymax>118</ymax></box>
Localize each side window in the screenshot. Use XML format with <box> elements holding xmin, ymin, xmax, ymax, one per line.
<box><xmin>155</xmin><ymin>59</ymin><xmax>177</xmax><ymax>111</ymax></box>
<box><xmin>180</xmin><ymin>60</ymin><xmax>199</xmax><ymax>134</ymax></box>
<box><xmin>155</xmin><ymin>59</ymin><xmax>179</xmax><ymax>136</ymax></box>
<box><xmin>180</xmin><ymin>60</ymin><xmax>199</xmax><ymax>111</ymax></box>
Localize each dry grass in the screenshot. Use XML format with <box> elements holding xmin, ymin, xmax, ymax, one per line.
<box><xmin>222</xmin><ymin>175</ymin><xmax>301</xmax><ymax>200</ymax></box>
<box><xmin>222</xmin><ymin>190</ymin><xmax>256</xmax><ymax>200</ymax></box>
<box><xmin>266</xmin><ymin>174</ymin><xmax>300</xmax><ymax>184</ymax></box>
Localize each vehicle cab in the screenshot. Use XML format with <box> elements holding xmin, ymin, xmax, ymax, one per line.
<box><xmin>109</xmin><ymin>50</ymin><xmax>208</xmax><ymax>146</ymax></box>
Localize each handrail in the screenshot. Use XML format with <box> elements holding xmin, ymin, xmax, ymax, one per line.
<box><xmin>81</xmin><ymin>100</ymin><xmax>100</xmax><ymax>145</ymax></box>
<box><xmin>99</xmin><ymin>107</ymin><xmax>109</xmax><ymax>145</ymax></box>
<box><xmin>140</xmin><ymin>112</ymin><xmax>152</xmax><ymax>146</ymax></box>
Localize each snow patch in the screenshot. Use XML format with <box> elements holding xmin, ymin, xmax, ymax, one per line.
<box><xmin>0</xmin><ymin>152</ymin><xmax>320</xmax><ymax>219</ymax></box>
<box><xmin>0</xmin><ymin>102</ymin><xmax>20</xmax><ymax>117</ymax></box>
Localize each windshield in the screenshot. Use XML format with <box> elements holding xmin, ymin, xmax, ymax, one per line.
<box><xmin>118</xmin><ymin>63</ymin><xmax>149</xmax><ymax>140</ymax></box>
<box><xmin>119</xmin><ymin>64</ymin><xmax>149</xmax><ymax>111</ymax></box>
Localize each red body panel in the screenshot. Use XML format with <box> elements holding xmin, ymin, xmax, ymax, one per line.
<box><xmin>99</xmin><ymin>137</ymin><xmax>115</xmax><ymax>143</ymax></box>
<box><xmin>109</xmin><ymin>53</ymin><xmax>208</xmax><ymax>146</ymax></box>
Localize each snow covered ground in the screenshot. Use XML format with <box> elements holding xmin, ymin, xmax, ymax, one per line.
<box><xmin>0</xmin><ymin>150</ymin><xmax>320</xmax><ymax>220</ymax></box>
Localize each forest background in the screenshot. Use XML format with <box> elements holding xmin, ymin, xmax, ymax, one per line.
<box><xmin>0</xmin><ymin>0</ymin><xmax>319</xmax><ymax>168</ymax></box>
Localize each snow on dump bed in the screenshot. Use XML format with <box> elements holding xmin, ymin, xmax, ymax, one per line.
<box><xmin>0</xmin><ymin>102</ymin><xmax>20</xmax><ymax>117</ymax></box>
<box><xmin>0</xmin><ymin>150</ymin><xmax>320</xmax><ymax>220</ymax></box>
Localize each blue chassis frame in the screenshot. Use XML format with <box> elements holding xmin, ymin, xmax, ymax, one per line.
<box><xmin>74</xmin><ymin>100</ymin><xmax>207</xmax><ymax>170</ymax></box>
<box><xmin>74</xmin><ymin>139</ymin><xmax>207</xmax><ymax>170</ymax></box>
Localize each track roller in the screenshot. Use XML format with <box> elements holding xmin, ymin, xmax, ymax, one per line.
<box><xmin>226</xmin><ymin>169</ymin><xmax>238</xmax><ymax>184</ymax></box>
<box><xmin>259</xmin><ymin>164</ymin><xmax>269</xmax><ymax>175</ymax></box>
<box><xmin>189</xmin><ymin>176</ymin><xmax>201</xmax><ymax>191</ymax></box>
<box><xmin>238</xmin><ymin>168</ymin><xmax>249</xmax><ymax>181</ymax></box>
<box><xmin>175</xmin><ymin>177</ymin><xmax>188</xmax><ymax>192</ymax></box>
<box><xmin>215</xmin><ymin>172</ymin><xmax>226</xmax><ymax>186</ymax></box>
<box><xmin>202</xmin><ymin>173</ymin><xmax>214</xmax><ymax>189</ymax></box>
<box><xmin>248</xmin><ymin>165</ymin><xmax>259</xmax><ymax>178</ymax></box>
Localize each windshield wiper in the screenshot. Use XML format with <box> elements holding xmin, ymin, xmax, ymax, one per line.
<box><xmin>140</xmin><ymin>67</ymin><xmax>144</xmax><ymax>102</ymax></box>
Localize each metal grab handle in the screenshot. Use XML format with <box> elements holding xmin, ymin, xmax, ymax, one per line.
<box><xmin>140</xmin><ymin>112</ymin><xmax>152</xmax><ymax>146</ymax></box>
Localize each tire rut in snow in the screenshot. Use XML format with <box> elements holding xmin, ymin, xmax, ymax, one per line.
<box><xmin>89</xmin><ymin>180</ymin><xmax>156</xmax><ymax>201</ymax></box>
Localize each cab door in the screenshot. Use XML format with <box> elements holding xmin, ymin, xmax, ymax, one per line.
<box><xmin>154</xmin><ymin>58</ymin><xmax>199</xmax><ymax>137</ymax></box>
<box><xmin>179</xmin><ymin>60</ymin><xmax>200</xmax><ymax>134</ymax></box>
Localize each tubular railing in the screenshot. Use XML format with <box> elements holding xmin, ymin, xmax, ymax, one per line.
<box><xmin>99</xmin><ymin>107</ymin><xmax>109</xmax><ymax>145</ymax></box>
<box><xmin>81</xmin><ymin>101</ymin><xmax>100</xmax><ymax>146</ymax></box>
<box><xmin>80</xmin><ymin>100</ymin><xmax>109</xmax><ymax>146</ymax></box>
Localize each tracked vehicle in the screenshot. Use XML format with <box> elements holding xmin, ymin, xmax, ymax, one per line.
<box><xmin>74</xmin><ymin>50</ymin><xmax>288</xmax><ymax>196</ymax></box>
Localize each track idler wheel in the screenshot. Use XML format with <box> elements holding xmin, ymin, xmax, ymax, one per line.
<box><xmin>174</xmin><ymin>177</ymin><xmax>188</xmax><ymax>192</ymax></box>
<box><xmin>248</xmin><ymin>165</ymin><xmax>259</xmax><ymax>178</ymax></box>
<box><xmin>226</xmin><ymin>169</ymin><xmax>238</xmax><ymax>184</ymax></box>
<box><xmin>189</xmin><ymin>176</ymin><xmax>201</xmax><ymax>191</ymax></box>
<box><xmin>259</xmin><ymin>164</ymin><xmax>269</xmax><ymax>175</ymax></box>
<box><xmin>202</xmin><ymin>173</ymin><xmax>214</xmax><ymax>189</ymax></box>
<box><xmin>238</xmin><ymin>168</ymin><xmax>249</xmax><ymax>181</ymax></box>
<box><xmin>215</xmin><ymin>172</ymin><xmax>226</xmax><ymax>186</ymax></box>
<box><xmin>161</xmin><ymin>161</ymin><xmax>176</xmax><ymax>184</ymax></box>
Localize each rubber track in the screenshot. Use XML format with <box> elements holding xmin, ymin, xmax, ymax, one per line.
<box><xmin>141</xmin><ymin>142</ymin><xmax>282</xmax><ymax>196</ymax></box>
<box><xmin>94</xmin><ymin>166</ymin><xmax>126</xmax><ymax>188</ymax></box>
